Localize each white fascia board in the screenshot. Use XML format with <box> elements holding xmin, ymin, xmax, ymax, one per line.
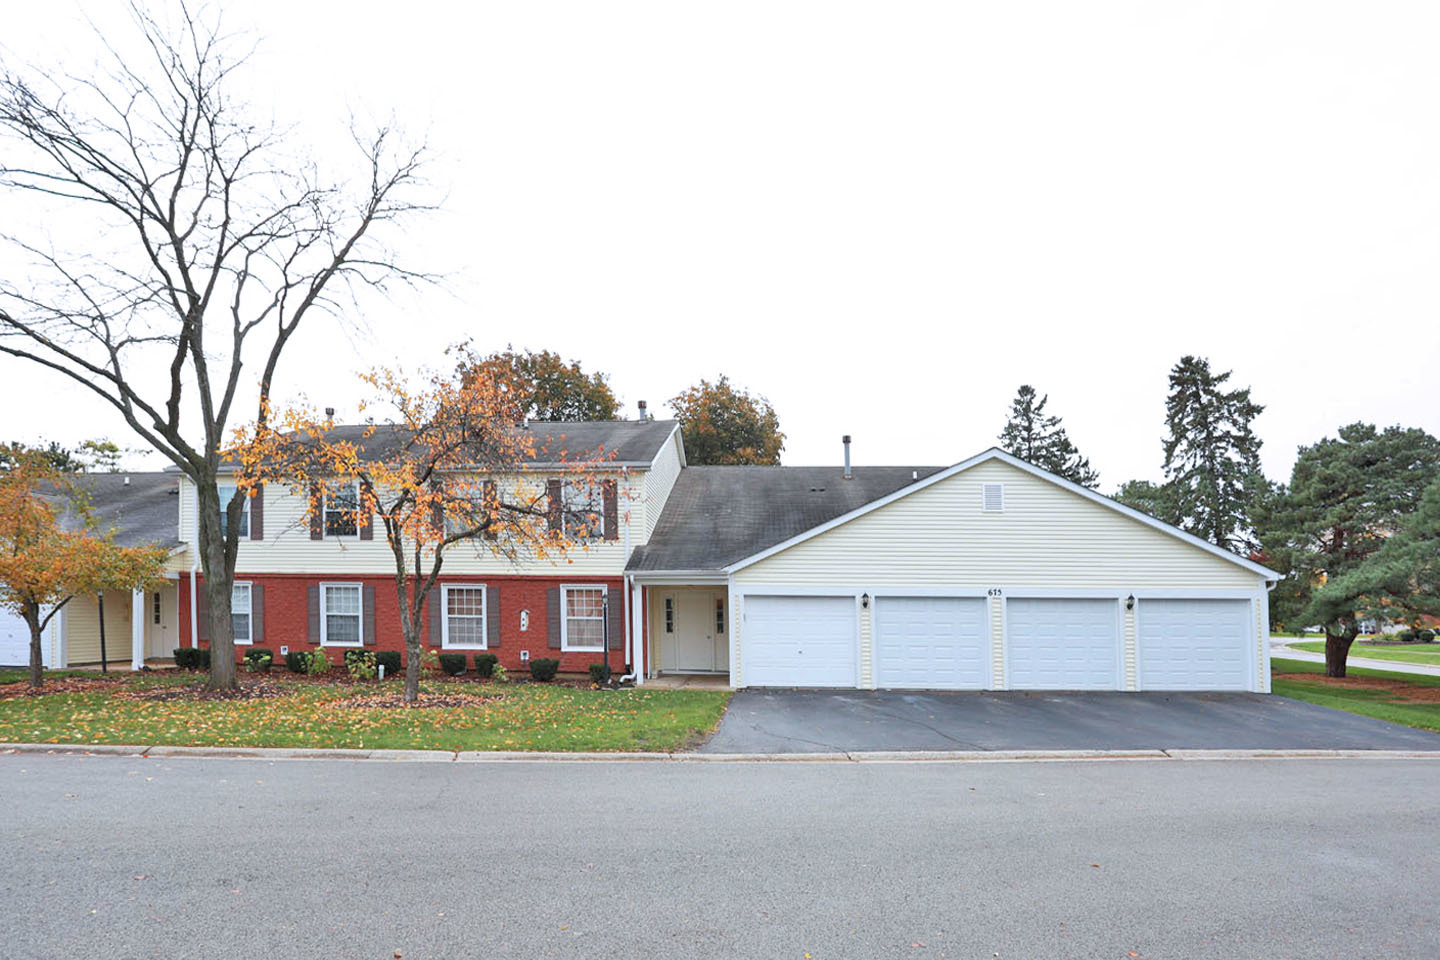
<box><xmin>723</xmin><ymin>447</ymin><xmax>1282</xmax><ymax>581</ymax></box>
<box><xmin>628</xmin><ymin>570</ymin><xmax>729</xmax><ymax>585</ymax></box>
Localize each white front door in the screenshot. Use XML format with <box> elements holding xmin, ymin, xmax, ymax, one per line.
<box><xmin>874</xmin><ymin>596</ymin><xmax>990</xmax><ymax>689</ymax></box>
<box><xmin>145</xmin><ymin>586</ymin><xmax>178</xmax><ymax>660</ymax></box>
<box><xmin>1138</xmin><ymin>598</ymin><xmax>1253</xmax><ymax>690</ymax></box>
<box><xmin>1006</xmin><ymin>597</ymin><xmax>1121</xmax><ymax>690</ymax></box>
<box><xmin>663</xmin><ymin>590</ymin><xmax>727</xmax><ymax>673</ymax></box>
<box><xmin>742</xmin><ymin>595</ymin><xmax>857</xmax><ymax>688</ymax></box>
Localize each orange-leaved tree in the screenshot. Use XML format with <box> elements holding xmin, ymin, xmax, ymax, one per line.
<box><xmin>229</xmin><ymin>358</ymin><xmax>615</xmax><ymax>702</ymax></box>
<box><xmin>0</xmin><ymin>451</ymin><xmax>169</xmax><ymax>687</ymax></box>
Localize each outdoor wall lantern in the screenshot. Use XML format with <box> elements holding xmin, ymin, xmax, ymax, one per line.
<box><xmin>861</xmin><ymin>593</ymin><xmax>870</xmax><ymax>609</ymax></box>
<box><xmin>1125</xmin><ymin>594</ymin><xmax>1135</xmax><ymax>611</ymax></box>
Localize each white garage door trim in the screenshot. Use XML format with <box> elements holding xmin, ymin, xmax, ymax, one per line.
<box><xmin>0</xmin><ymin>607</ymin><xmax>52</xmax><ymax>668</ymax></box>
<box><xmin>873</xmin><ymin>596</ymin><xmax>990</xmax><ymax>690</ymax></box>
<box><xmin>741</xmin><ymin>594</ymin><xmax>859</xmax><ymax>688</ymax></box>
<box><xmin>1136</xmin><ymin>598</ymin><xmax>1255</xmax><ymax>691</ymax></box>
<box><xmin>1004</xmin><ymin>596</ymin><xmax>1123</xmax><ymax>690</ymax></box>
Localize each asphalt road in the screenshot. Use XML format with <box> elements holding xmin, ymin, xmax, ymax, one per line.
<box><xmin>4</xmin><ymin>754</ymin><xmax>1440</xmax><ymax>959</ymax></box>
<box><xmin>702</xmin><ymin>689</ymin><xmax>1440</xmax><ymax>753</ymax></box>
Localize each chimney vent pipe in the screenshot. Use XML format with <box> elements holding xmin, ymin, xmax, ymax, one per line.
<box><xmin>843</xmin><ymin>435</ymin><xmax>852</xmax><ymax>480</ymax></box>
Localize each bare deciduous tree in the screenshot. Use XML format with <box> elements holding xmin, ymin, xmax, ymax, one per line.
<box><xmin>0</xmin><ymin>4</ymin><xmax>434</xmax><ymax>688</ymax></box>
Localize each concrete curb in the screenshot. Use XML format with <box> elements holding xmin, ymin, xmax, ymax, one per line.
<box><xmin>5</xmin><ymin>742</ymin><xmax>1440</xmax><ymax>764</ymax></box>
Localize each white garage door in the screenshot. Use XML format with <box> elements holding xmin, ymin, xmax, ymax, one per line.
<box><xmin>743</xmin><ymin>595</ymin><xmax>857</xmax><ymax>687</ymax></box>
<box><xmin>1007</xmin><ymin>598</ymin><xmax>1120</xmax><ymax>690</ymax></box>
<box><xmin>1139</xmin><ymin>599</ymin><xmax>1253</xmax><ymax>690</ymax></box>
<box><xmin>874</xmin><ymin>597</ymin><xmax>990</xmax><ymax>689</ymax></box>
<box><xmin>0</xmin><ymin>608</ymin><xmax>48</xmax><ymax>668</ymax></box>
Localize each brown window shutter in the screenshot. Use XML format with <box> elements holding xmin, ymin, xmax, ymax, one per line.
<box><xmin>602</xmin><ymin>480</ymin><xmax>618</xmax><ymax>541</ymax></box>
<box><xmin>362</xmin><ymin>585</ymin><xmax>377</xmax><ymax>645</ymax></box>
<box><xmin>606</xmin><ymin>585</ymin><xmax>623</xmax><ymax>650</ymax></box>
<box><xmin>428</xmin><ymin>587</ymin><xmax>442</xmax><ymax>645</ymax></box>
<box><xmin>196</xmin><ymin>580</ymin><xmax>210</xmax><ymax>642</ymax></box>
<box><xmin>309</xmin><ymin>483</ymin><xmax>323</xmax><ymax>540</ymax></box>
<box><xmin>307</xmin><ymin>585</ymin><xmax>321</xmax><ymax>644</ymax></box>
<box><xmin>249</xmin><ymin>484</ymin><xmax>264</xmax><ymax>540</ymax></box>
<box><xmin>482</xmin><ymin>480</ymin><xmax>498</xmax><ymax>541</ymax></box>
<box><xmin>547</xmin><ymin>586</ymin><xmax>562</xmax><ymax>649</ymax></box>
<box><xmin>547</xmin><ymin>479</ymin><xmax>563</xmax><ymax>533</ymax></box>
<box><xmin>486</xmin><ymin>585</ymin><xmax>501</xmax><ymax>648</ymax></box>
<box><xmin>251</xmin><ymin>584</ymin><xmax>265</xmax><ymax>644</ymax></box>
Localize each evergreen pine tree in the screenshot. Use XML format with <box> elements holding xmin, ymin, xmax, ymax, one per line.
<box><xmin>998</xmin><ymin>385</ymin><xmax>1100</xmax><ymax>488</ymax></box>
<box><xmin>1160</xmin><ymin>356</ymin><xmax>1266</xmax><ymax>553</ymax></box>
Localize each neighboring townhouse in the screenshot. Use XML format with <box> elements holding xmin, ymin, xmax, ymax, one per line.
<box><xmin>6</xmin><ymin>416</ymin><xmax>1283</xmax><ymax>693</ymax></box>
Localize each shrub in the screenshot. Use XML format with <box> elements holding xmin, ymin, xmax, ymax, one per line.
<box><xmin>284</xmin><ymin>650</ymin><xmax>310</xmax><ymax>673</ymax></box>
<box><xmin>374</xmin><ymin>650</ymin><xmax>402</xmax><ymax>676</ymax></box>
<box><xmin>173</xmin><ymin>647</ymin><xmax>197</xmax><ymax>669</ymax></box>
<box><xmin>1419</xmin><ymin>629</ymin><xmax>1436</xmax><ymax>643</ymax></box>
<box><xmin>346</xmin><ymin>650</ymin><xmax>377</xmax><ymax>681</ymax></box>
<box><xmin>419</xmin><ymin>647</ymin><xmax>440</xmax><ymax>676</ymax></box>
<box><xmin>1398</xmin><ymin>629</ymin><xmax>1418</xmax><ymax>642</ymax></box>
<box><xmin>243</xmin><ymin>648</ymin><xmax>274</xmax><ymax>672</ymax></box>
<box><xmin>492</xmin><ymin>664</ymin><xmax>508</xmax><ymax>683</ymax></box>
<box><xmin>438</xmin><ymin>652</ymin><xmax>467</xmax><ymax>676</ymax></box>
<box><xmin>529</xmin><ymin>658</ymin><xmax>559</xmax><ymax>682</ymax></box>
<box><xmin>588</xmin><ymin>663</ymin><xmax>610</xmax><ymax>684</ymax></box>
<box><xmin>307</xmin><ymin>648</ymin><xmax>331</xmax><ymax>676</ymax></box>
<box><xmin>473</xmin><ymin>653</ymin><xmax>498</xmax><ymax>678</ymax></box>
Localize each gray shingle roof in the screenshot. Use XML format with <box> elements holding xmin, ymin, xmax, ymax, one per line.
<box><xmin>626</xmin><ymin>465</ymin><xmax>944</xmax><ymax>573</ymax></box>
<box><xmin>66</xmin><ymin>473</ymin><xmax>182</xmax><ymax>550</ymax></box>
<box><xmin>220</xmin><ymin>419</ymin><xmax>679</xmax><ymax>469</ymax></box>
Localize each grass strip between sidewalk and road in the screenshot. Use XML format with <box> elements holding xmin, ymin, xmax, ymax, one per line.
<box><xmin>1271</xmin><ymin>657</ymin><xmax>1440</xmax><ymax>734</ymax></box>
<box><xmin>0</xmin><ymin>671</ymin><xmax>731</xmax><ymax>753</ymax></box>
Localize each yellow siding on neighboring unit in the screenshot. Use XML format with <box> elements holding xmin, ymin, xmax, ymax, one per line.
<box><xmin>734</xmin><ymin>460</ymin><xmax>1265</xmax><ymax>591</ymax></box>
<box><xmin>63</xmin><ymin>590</ymin><xmax>134</xmax><ymax>664</ymax></box>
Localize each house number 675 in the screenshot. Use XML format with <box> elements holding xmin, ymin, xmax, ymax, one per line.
<box><xmin>986</xmin><ymin>588</ymin><xmax>1002</xmax><ymax>597</ymax></box>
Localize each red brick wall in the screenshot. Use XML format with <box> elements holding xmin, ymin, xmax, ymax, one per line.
<box><xmin>180</xmin><ymin>573</ymin><xmax>628</xmax><ymax>675</ymax></box>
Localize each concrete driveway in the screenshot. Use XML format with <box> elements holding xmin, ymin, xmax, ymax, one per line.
<box><xmin>700</xmin><ymin>689</ymin><xmax>1440</xmax><ymax>753</ymax></box>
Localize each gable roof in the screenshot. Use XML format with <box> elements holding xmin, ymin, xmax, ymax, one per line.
<box><xmin>718</xmin><ymin>447</ymin><xmax>1281</xmax><ymax>580</ymax></box>
<box><xmin>214</xmin><ymin>419</ymin><xmax>680</xmax><ymax>471</ymax></box>
<box><xmin>625</xmin><ymin>465</ymin><xmax>944</xmax><ymax>572</ymax></box>
<box><xmin>58</xmin><ymin>473</ymin><xmax>182</xmax><ymax>550</ymax></box>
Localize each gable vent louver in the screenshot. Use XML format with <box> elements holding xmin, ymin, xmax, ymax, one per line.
<box><xmin>982</xmin><ymin>482</ymin><xmax>1005</xmax><ymax>513</ymax></box>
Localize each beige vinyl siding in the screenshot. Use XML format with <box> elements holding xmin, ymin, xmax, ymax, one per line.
<box><xmin>643</xmin><ymin>428</ymin><xmax>685</xmax><ymax>539</ymax></box>
<box><xmin>1122</xmin><ymin>603</ymin><xmax>1138</xmax><ymax>690</ymax></box>
<box><xmin>63</xmin><ymin>590</ymin><xmax>134</xmax><ymax>664</ymax></box>
<box><xmin>858</xmin><ymin>602</ymin><xmax>874</xmax><ymax>688</ymax></box>
<box><xmin>734</xmin><ymin>460</ymin><xmax>1266</xmax><ymax>590</ymax></box>
<box><xmin>179</xmin><ymin>473</ymin><xmax>642</xmax><ymax>577</ymax></box>
<box><xmin>989</xmin><ymin>596</ymin><xmax>1004</xmax><ymax>688</ymax></box>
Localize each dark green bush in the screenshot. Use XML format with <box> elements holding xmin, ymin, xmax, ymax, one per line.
<box><xmin>374</xmin><ymin>650</ymin><xmax>403</xmax><ymax>676</ymax></box>
<box><xmin>172</xmin><ymin>647</ymin><xmax>197</xmax><ymax>669</ymax></box>
<box><xmin>529</xmin><ymin>658</ymin><xmax>559</xmax><ymax>682</ymax></box>
<box><xmin>1419</xmin><ymin>629</ymin><xmax>1436</xmax><ymax>643</ymax></box>
<box><xmin>438</xmin><ymin>652</ymin><xmax>467</xmax><ymax>676</ymax></box>
<box><xmin>285</xmin><ymin>650</ymin><xmax>311</xmax><ymax>673</ymax></box>
<box><xmin>1398</xmin><ymin>629</ymin><xmax>1418</xmax><ymax>642</ymax></box>
<box><xmin>473</xmin><ymin>653</ymin><xmax>498</xmax><ymax>678</ymax></box>
<box><xmin>588</xmin><ymin>663</ymin><xmax>610</xmax><ymax>684</ymax></box>
<box><xmin>243</xmin><ymin>647</ymin><xmax>274</xmax><ymax>671</ymax></box>
<box><xmin>342</xmin><ymin>649</ymin><xmax>370</xmax><ymax>670</ymax></box>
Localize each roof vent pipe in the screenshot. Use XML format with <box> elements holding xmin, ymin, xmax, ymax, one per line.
<box><xmin>637</xmin><ymin>400</ymin><xmax>647</xmax><ymax>421</ymax></box>
<box><xmin>843</xmin><ymin>435</ymin><xmax>852</xmax><ymax>480</ymax></box>
<box><xmin>123</xmin><ymin>475</ymin><xmax>130</xmax><ymax>486</ymax></box>
<box><xmin>324</xmin><ymin>407</ymin><xmax>335</xmax><ymax>419</ymax></box>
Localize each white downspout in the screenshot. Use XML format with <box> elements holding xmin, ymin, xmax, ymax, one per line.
<box><xmin>189</xmin><ymin>480</ymin><xmax>200</xmax><ymax>649</ymax></box>
<box><xmin>130</xmin><ymin>589</ymin><xmax>146</xmax><ymax>671</ymax></box>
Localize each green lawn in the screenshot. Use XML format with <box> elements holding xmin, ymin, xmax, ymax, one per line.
<box><xmin>1285</xmin><ymin>640</ymin><xmax>1440</xmax><ymax>666</ymax></box>
<box><xmin>1271</xmin><ymin>657</ymin><xmax>1440</xmax><ymax>734</ymax></box>
<box><xmin>0</xmin><ymin>672</ymin><xmax>732</xmax><ymax>752</ymax></box>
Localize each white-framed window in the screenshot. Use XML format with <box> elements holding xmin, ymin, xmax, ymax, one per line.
<box><xmin>442</xmin><ymin>584</ymin><xmax>488</xmax><ymax>649</ymax></box>
<box><xmin>561</xmin><ymin>585</ymin><xmax>606</xmax><ymax>651</ymax></box>
<box><xmin>232</xmin><ymin>582</ymin><xmax>253</xmax><ymax>645</ymax></box>
<box><xmin>152</xmin><ymin>591</ymin><xmax>162</xmax><ymax>625</ymax></box>
<box><xmin>562</xmin><ymin>480</ymin><xmax>605</xmax><ymax>540</ymax></box>
<box><xmin>982</xmin><ymin>482</ymin><xmax>1005</xmax><ymax>513</ymax></box>
<box><xmin>321</xmin><ymin>582</ymin><xmax>363</xmax><ymax>646</ymax></box>
<box><xmin>716</xmin><ymin>597</ymin><xmax>725</xmax><ymax>634</ymax></box>
<box><xmin>218</xmin><ymin>483</ymin><xmax>250</xmax><ymax>537</ymax></box>
<box><xmin>664</xmin><ymin>597</ymin><xmax>674</xmax><ymax>634</ymax></box>
<box><xmin>324</xmin><ymin>482</ymin><xmax>361</xmax><ymax>537</ymax></box>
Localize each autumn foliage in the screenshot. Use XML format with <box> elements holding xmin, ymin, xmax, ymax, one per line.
<box><xmin>0</xmin><ymin>452</ymin><xmax>168</xmax><ymax>687</ymax></box>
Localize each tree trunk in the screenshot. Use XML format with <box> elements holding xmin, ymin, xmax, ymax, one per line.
<box><xmin>1324</xmin><ymin>628</ymin><xmax>1356</xmax><ymax>678</ymax></box>
<box><xmin>195</xmin><ymin>478</ymin><xmax>238</xmax><ymax>690</ymax></box>
<box><xmin>24</xmin><ymin>605</ymin><xmax>43</xmax><ymax>689</ymax></box>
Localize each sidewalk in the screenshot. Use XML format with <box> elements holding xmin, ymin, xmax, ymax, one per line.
<box><xmin>1273</xmin><ymin>643</ymin><xmax>1440</xmax><ymax>678</ymax></box>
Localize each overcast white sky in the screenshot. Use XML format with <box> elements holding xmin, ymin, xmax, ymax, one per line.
<box><xmin>2</xmin><ymin>1</ymin><xmax>1437</xmax><ymax>488</ymax></box>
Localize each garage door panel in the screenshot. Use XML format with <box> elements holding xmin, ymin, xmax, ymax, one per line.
<box><xmin>0</xmin><ymin>609</ymin><xmax>47</xmax><ymax>668</ymax></box>
<box><xmin>1007</xmin><ymin>598</ymin><xmax>1120</xmax><ymax>690</ymax></box>
<box><xmin>874</xmin><ymin>597</ymin><xmax>989</xmax><ymax>689</ymax></box>
<box><xmin>1139</xmin><ymin>599</ymin><xmax>1251</xmax><ymax>690</ymax></box>
<box><xmin>744</xmin><ymin>596</ymin><xmax>857</xmax><ymax>687</ymax></box>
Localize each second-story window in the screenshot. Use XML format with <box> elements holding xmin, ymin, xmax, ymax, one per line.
<box><xmin>562</xmin><ymin>480</ymin><xmax>604</xmax><ymax>540</ymax></box>
<box><xmin>218</xmin><ymin>483</ymin><xmax>250</xmax><ymax>537</ymax></box>
<box><xmin>324</xmin><ymin>482</ymin><xmax>360</xmax><ymax>537</ymax></box>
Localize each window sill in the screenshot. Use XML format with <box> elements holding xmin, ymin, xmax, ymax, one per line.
<box><xmin>561</xmin><ymin>646</ymin><xmax>605</xmax><ymax>653</ymax></box>
<box><xmin>320</xmin><ymin>641</ymin><xmax>364</xmax><ymax>648</ymax></box>
<box><xmin>442</xmin><ymin>643</ymin><xmax>489</xmax><ymax>651</ymax></box>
